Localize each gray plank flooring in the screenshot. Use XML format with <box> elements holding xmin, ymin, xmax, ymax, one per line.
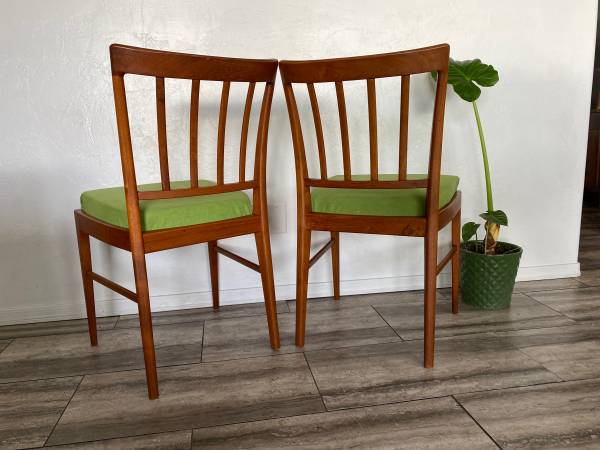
<box><xmin>191</xmin><ymin>397</ymin><xmax>497</xmax><ymax>449</ymax></box>
<box><xmin>456</xmin><ymin>379</ymin><xmax>600</xmax><ymax>449</ymax></box>
<box><xmin>1</xmin><ymin>209</ymin><xmax>599</xmax><ymax>449</ymax></box>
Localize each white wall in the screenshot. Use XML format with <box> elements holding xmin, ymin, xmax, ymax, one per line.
<box><xmin>0</xmin><ymin>0</ymin><xmax>595</xmax><ymax>324</ymax></box>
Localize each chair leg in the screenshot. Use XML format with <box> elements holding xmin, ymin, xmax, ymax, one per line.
<box><xmin>423</xmin><ymin>229</ymin><xmax>438</xmax><ymax>368</ymax></box>
<box><xmin>131</xmin><ymin>250</ymin><xmax>159</xmax><ymax>399</ymax></box>
<box><xmin>255</xmin><ymin>231</ymin><xmax>280</xmax><ymax>349</ymax></box>
<box><xmin>451</xmin><ymin>210</ymin><xmax>461</xmax><ymax>314</ymax></box>
<box><xmin>331</xmin><ymin>231</ymin><xmax>340</xmax><ymax>300</ymax></box>
<box><xmin>75</xmin><ymin>222</ymin><xmax>98</xmax><ymax>347</ymax></box>
<box><xmin>208</xmin><ymin>241</ymin><xmax>219</xmax><ymax>310</ymax></box>
<box><xmin>296</xmin><ymin>227</ymin><xmax>311</xmax><ymax>347</ymax></box>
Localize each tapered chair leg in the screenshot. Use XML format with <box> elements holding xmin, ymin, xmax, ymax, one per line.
<box><xmin>331</xmin><ymin>231</ymin><xmax>340</xmax><ymax>300</ymax></box>
<box><xmin>295</xmin><ymin>227</ymin><xmax>312</xmax><ymax>347</ymax></box>
<box><xmin>423</xmin><ymin>229</ymin><xmax>439</xmax><ymax>368</ymax></box>
<box><xmin>451</xmin><ymin>211</ymin><xmax>461</xmax><ymax>314</ymax></box>
<box><xmin>131</xmin><ymin>250</ymin><xmax>159</xmax><ymax>399</ymax></box>
<box><xmin>255</xmin><ymin>231</ymin><xmax>280</xmax><ymax>349</ymax></box>
<box><xmin>75</xmin><ymin>220</ymin><xmax>98</xmax><ymax>347</ymax></box>
<box><xmin>208</xmin><ymin>241</ymin><xmax>219</xmax><ymax>310</ymax></box>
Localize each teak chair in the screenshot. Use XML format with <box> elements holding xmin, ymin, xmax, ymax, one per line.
<box><xmin>279</xmin><ymin>44</ymin><xmax>461</xmax><ymax>367</ymax></box>
<box><xmin>74</xmin><ymin>45</ymin><xmax>280</xmax><ymax>399</ymax></box>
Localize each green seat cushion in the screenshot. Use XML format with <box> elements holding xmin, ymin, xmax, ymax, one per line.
<box><xmin>81</xmin><ymin>180</ymin><xmax>252</xmax><ymax>231</ymax></box>
<box><xmin>311</xmin><ymin>174</ymin><xmax>459</xmax><ymax>217</ymax></box>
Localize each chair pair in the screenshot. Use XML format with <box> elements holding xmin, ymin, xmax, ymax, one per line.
<box><xmin>75</xmin><ymin>43</ymin><xmax>460</xmax><ymax>400</ymax></box>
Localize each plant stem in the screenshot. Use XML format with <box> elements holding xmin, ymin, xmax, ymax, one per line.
<box><xmin>472</xmin><ymin>100</ymin><xmax>494</xmax><ymax>212</ymax></box>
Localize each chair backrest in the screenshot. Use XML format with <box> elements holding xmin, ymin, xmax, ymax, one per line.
<box><xmin>109</xmin><ymin>44</ymin><xmax>278</xmax><ymax>218</ymax></box>
<box><xmin>279</xmin><ymin>44</ymin><xmax>450</xmax><ymax>217</ymax></box>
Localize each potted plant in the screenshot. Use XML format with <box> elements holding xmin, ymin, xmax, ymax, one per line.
<box><xmin>435</xmin><ymin>59</ymin><xmax>523</xmax><ymax>309</ymax></box>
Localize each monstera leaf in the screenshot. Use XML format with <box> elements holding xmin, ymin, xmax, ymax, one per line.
<box><xmin>434</xmin><ymin>59</ymin><xmax>499</xmax><ymax>102</ymax></box>
<box><xmin>462</xmin><ymin>222</ymin><xmax>481</xmax><ymax>242</ymax></box>
<box><xmin>479</xmin><ymin>210</ymin><xmax>508</xmax><ymax>226</ymax></box>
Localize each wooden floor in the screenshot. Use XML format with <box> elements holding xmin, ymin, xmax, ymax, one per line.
<box><xmin>2</xmin><ymin>213</ymin><xmax>600</xmax><ymax>449</ymax></box>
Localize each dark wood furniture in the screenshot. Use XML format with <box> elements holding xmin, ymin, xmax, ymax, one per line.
<box><xmin>75</xmin><ymin>44</ymin><xmax>280</xmax><ymax>399</ymax></box>
<box><xmin>279</xmin><ymin>44</ymin><xmax>460</xmax><ymax>368</ymax></box>
<box><xmin>585</xmin><ymin>7</ymin><xmax>600</xmax><ymax>205</ymax></box>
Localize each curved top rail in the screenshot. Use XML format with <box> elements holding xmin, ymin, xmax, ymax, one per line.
<box><xmin>110</xmin><ymin>44</ymin><xmax>278</xmax><ymax>82</ymax></box>
<box><xmin>279</xmin><ymin>44</ymin><xmax>449</xmax><ymax>83</ymax></box>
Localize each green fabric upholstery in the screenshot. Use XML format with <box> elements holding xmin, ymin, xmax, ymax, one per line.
<box><xmin>311</xmin><ymin>174</ymin><xmax>459</xmax><ymax>217</ymax></box>
<box><xmin>80</xmin><ymin>180</ymin><xmax>252</xmax><ymax>231</ymax></box>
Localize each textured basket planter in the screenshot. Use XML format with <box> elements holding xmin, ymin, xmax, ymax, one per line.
<box><xmin>460</xmin><ymin>241</ymin><xmax>523</xmax><ymax>310</ymax></box>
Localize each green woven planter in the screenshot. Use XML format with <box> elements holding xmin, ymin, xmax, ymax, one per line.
<box><xmin>460</xmin><ymin>241</ymin><xmax>523</xmax><ymax>310</ymax></box>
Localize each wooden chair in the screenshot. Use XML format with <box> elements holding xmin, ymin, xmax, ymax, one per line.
<box><xmin>279</xmin><ymin>44</ymin><xmax>460</xmax><ymax>368</ymax></box>
<box><xmin>74</xmin><ymin>44</ymin><xmax>280</xmax><ymax>399</ymax></box>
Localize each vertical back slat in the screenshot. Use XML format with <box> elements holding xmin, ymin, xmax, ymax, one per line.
<box><xmin>155</xmin><ymin>77</ymin><xmax>170</xmax><ymax>190</ymax></box>
<box><xmin>217</xmin><ymin>81</ymin><xmax>231</xmax><ymax>185</ymax></box>
<box><xmin>307</xmin><ymin>83</ymin><xmax>327</xmax><ymax>179</ymax></box>
<box><xmin>189</xmin><ymin>79</ymin><xmax>200</xmax><ymax>187</ymax></box>
<box><xmin>399</xmin><ymin>75</ymin><xmax>410</xmax><ymax>180</ymax></box>
<box><xmin>367</xmin><ymin>78</ymin><xmax>378</xmax><ymax>180</ymax></box>
<box><xmin>239</xmin><ymin>82</ymin><xmax>256</xmax><ymax>182</ymax></box>
<box><xmin>335</xmin><ymin>81</ymin><xmax>351</xmax><ymax>180</ymax></box>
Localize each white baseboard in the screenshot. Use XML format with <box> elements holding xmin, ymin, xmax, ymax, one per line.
<box><xmin>0</xmin><ymin>262</ymin><xmax>580</xmax><ymax>326</ymax></box>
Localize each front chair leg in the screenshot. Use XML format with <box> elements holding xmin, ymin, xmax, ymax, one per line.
<box><xmin>295</xmin><ymin>227</ymin><xmax>311</xmax><ymax>347</ymax></box>
<box><xmin>131</xmin><ymin>251</ymin><xmax>159</xmax><ymax>399</ymax></box>
<box><xmin>451</xmin><ymin>211</ymin><xmax>461</xmax><ymax>314</ymax></box>
<box><xmin>423</xmin><ymin>230</ymin><xmax>439</xmax><ymax>368</ymax></box>
<box><xmin>75</xmin><ymin>217</ymin><xmax>98</xmax><ymax>347</ymax></box>
<box><xmin>331</xmin><ymin>231</ymin><xmax>340</xmax><ymax>300</ymax></box>
<box><xmin>255</xmin><ymin>231</ymin><xmax>280</xmax><ymax>349</ymax></box>
<box><xmin>208</xmin><ymin>241</ymin><xmax>219</xmax><ymax>310</ymax></box>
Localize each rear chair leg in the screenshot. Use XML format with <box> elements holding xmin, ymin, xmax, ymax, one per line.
<box><xmin>423</xmin><ymin>230</ymin><xmax>438</xmax><ymax>368</ymax></box>
<box><xmin>75</xmin><ymin>216</ymin><xmax>98</xmax><ymax>347</ymax></box>
<box><xmin>295</xmin><ymin>227</ymin><xmax>311</xmax><ymax>347</ymax></box>
<box><xmin>255</xmin><ymin>231</ymin><xmax>280</xmax><ymax>349</ymax></box>
<box><xmin>451</xmin><ymin>211</ymin><xmax>461</xmax><ymax>314</ymax></box>
<box><xmin>331</xmin><ymin>231</ymin><xmax>340</xmax><ymax>300</ymax></box>
<box><xmin>131</xmin><ymin>250</ymin><xmax>159</xmax><ymax>399</ymax></box>
<box><xmin>208</xmin><ymin>241</ymin><xmax>219</xmax><ymax>310</ymax></box>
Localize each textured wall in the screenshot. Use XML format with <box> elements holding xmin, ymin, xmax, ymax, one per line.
<box><xmin>0</xmin><ymin>0</ymin><xmax>595</xmax><ymax>324</ymax></box>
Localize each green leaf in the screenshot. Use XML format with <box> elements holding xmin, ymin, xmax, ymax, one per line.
<box><xmin>462</xmin><ymin>222</ymin><xmax>480</xmax><ymax>242</ymax></box>
<box><xmin>479</xmin><ymin>210</ymin><xmax>508</xmax><ymax>226</ymax></box>
<box><xmin>446</xmin><ymin>58</ymin><xmax>499</xmax><ymax>102</ymax></box>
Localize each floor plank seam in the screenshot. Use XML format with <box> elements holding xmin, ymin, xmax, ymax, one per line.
<box><xmin>370</xmin><ymin>305</ymin><xmax>405</xmax><ymax>341</ymax></box>
<box><xmin>452</xmin><ymin>394</ymin><xmax>503</xmax><ymax>449</ymax></box>
<box><xmin>112</xmin><ymin>315</ymin><xmax>123</xmax><ymax>329</ymax></box>
<box><xmin>0</xmin><ymin>374</ymin><xmax>90</xmax><ymax>387</ymax></box>
<box><xmin>512</xmin><ymin>347</ymin><xmax>567</xmax><ymax>383</ymax></box>
<box><xmin>400</xmin><ymin>322</ymin><xmax>584</xmax><ymax>341</ymax></box>
<box><xmin>302</xmin><ymin>352</ymin><xmax>328</xmax><ymax>412</ymax></box>
<box><xmin>298</xmin><ymin>376</ymin><xmax>573</xmax><ymax>416</ymax></box>
<box><xmin>42</xmin><ymin>375</ymin><xmax>85</xmax><ymax>447</ymax></box>
<box><xmin>319</xmin><ymin>376</ymin><xmax>572</xmax><ymax>413</ymax></box>
<box><xmin>0</xmin><ymin>359</ymin><xmax>207</xmax><ymax>386</ymax></box>
<box><xmin>115</xmin><ymin>313</ymin><xmax>271</xmax><ymax>330</ymax></box>
<box><xmin>311</xmin><ymin>394</ymin><xmax>460</xmax><ymax>414</ymax></box>
<box><xmin>0</xmin><ymin>339</ymin><xmax>13</xmax><ymax>355</ymax></box>
<box><xmin>516</xmin><ymin>284</ymin><xmax>587</xmax><ymax>294</ymax></box>
<box><xmin>41</xmin><ymin>430</ymin><xmax>196</xmax><ymax>449</ymax></box>
<box><xmin>519</xmin><ymin>291</ymin><xmax>576</xmax><ymax>318</ymax></box>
